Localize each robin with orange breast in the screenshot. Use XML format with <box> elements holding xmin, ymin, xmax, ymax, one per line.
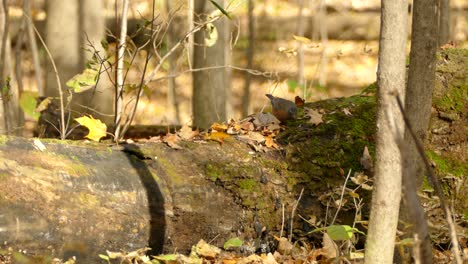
<box><xmin>265</xmin><ymin>94</ymin><xmax>297</xmax><ymax>122</ymax></box>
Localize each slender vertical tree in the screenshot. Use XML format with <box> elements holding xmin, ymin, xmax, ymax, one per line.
<box><xmin>296</xmin><ymin>0</ymin><xmax>305</xmax><ymax>87</ymax></box>
<box><xmin>364</xmin><ymin>0</ymin><xmax>407</xmax><ymax>263</ymax></box>
<box><xmin>0</xmin><ymin>0</ymin><xmax>22</xmax><ymax>135</ymax></box>
<box><xmin>192</xmin><ymin>0</ymin><xmax>229</xmax><ymax>128</ymax></box>
<box><xmin>400</xmin><ymin>0</ymin><xmax>440</xmax><ymax>261</ymax></box>
<box><xmin>79</xmin><ymin>0</ymin><xmax>113</xmax><ymax>123</ymax></box>
<box><xmin>45</xmin><ymin>0</ymin><xmax>80</xmax><ymax>99</ymax></box>
<box><xmin>438</xmin><ymin>0</ymin><xmax>450</xmax><ymax>45</ymax></box>
<box><xmin>242</xmin><ymin>0</ymin><xmax>255</xmax><ymax>117</ymax></box>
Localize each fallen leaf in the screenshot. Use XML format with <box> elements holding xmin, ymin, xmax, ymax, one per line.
<box><xmin>304</xmin><ymin>108</ymin><xmax>323</xmax><ymax>126</ymax></box>
<box><xmin>75</xmin><ymin>115</ymin><xmax>107</xmax><ymax>141</ymax></box>
<box><xmin>178</xmin><ymin>124</ymin><xmax>197</xmax><ymax>140</ymax></box>
<box><xmin>205</xmin><ymin>131</ymin><xmax>230</xmax><ymax>144</ymax></box>
<box><xmin>211</xmin><ymin>122</ymin><xmax>228</xmax><ymax>132</ymax></box>
<box><xmin>321</xmin><ymin>232</ymin><xmax>338</xmax><ymax>259</ymax></box>
<box><xmin>238</xmin><ymin>131</ymin><xmax>265</xmax><ymax>143</ymax></box>
<box><xmin>343</xmin><ymin>107</ymin><xmax>352</xmax><ymax>116</ymax></box>
<box><xmin>252</xmin><ymin>112</ymin><xmax>280</xmax><ymax>127</ymax></box>
<box><xmin>360</xmin><ymin>146</ymin><xmax>373</xmax><ymax>172</ymax></box>
<box><xmin>265</xmin><ymin>135</ymin><xmax>278</xmax><ymax>149</ymax></box>
<box><xmin>163</xmin><ymin>133</ymin><xmax>182</xmax><ymax>149</ymax></box>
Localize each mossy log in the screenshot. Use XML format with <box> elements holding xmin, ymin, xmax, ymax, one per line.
<box><xmin>0</xmin><ymin>48</ymin><xmax>466</xmax><ymax>262</ymax></box>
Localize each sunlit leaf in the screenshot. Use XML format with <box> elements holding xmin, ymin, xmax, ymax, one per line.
<box><xmin>154</xmin><ymin>254</ymin><xmax>178</xmax><ymax>261</ymax></box>
<box><xmin>204</xmin><ymin>23</ymin><xmax>218</xmax><ymax>47</ymax></box>
<box><xmin>223</xmin><ymin>237</ymin><xmax>243</xmax><ymax>250</ymax></box>
<box><xmin>66</xmin><ymin>68</ymin><xmax>99</xmax><ymax>93</ymax></box>
<box><xmin>75</xmin><ymin>115</ymin><xmax>107</xmax><ymax>141</ymax></box>
<box><xmin>19</xmin><ymin>91</ymin><xmax>40</xmax><ymax>120</ymax></box>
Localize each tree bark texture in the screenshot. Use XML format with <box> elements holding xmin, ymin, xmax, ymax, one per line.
<box><xmin>241</xmin><ymin>0</ymin><xmax>254</xmax><ymax>118</ymax></box>
<box><xmin>45</xmin><ymin>0</ymin><xmax>80</xmax><ymax>99</ymax></box>
<box><xmin>438</xmin><ymin>0</ymin><xmax>450</xmax><ymax>45</ymax></box>
<box><xmin>192</xmin><ymin>0</ymin><xmax>228</xmax><ymax>129</ymax></box>
<box><xmin>401</xmin><ymin>0</ymin><xmax>440</xmax><ymax>262</ymax></box>
<box><xmin>364</xmin><ymin>0</ymin><xmax>407</xmax><ymax>263</ymax></box>
<box><xmin>78</xmin><ymin>0</ymin><xmax>114</xmax><ymax>124</ymax></box>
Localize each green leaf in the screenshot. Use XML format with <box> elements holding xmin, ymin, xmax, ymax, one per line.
<box><xmin>223</xmin><ymin>237</ymin><xmax>243</xmax><ymax>249</ymax></box>
<box><xmin>19</xmin><ymin>91</ymin><xmax>40</xmax><ymax>120</ymax></box>
<box><xmin>307</xmin><ymin>225</ymin><xmax>364</xmax><ymax>241</ymax></box>
<box><xmin>66</xmin><ymin>68</ymin><xmax>99</xmax><ymax>93</ymax></box>
<box><xmin>326</xmin><ymin>225</ymin><xmax>354</xmax><ymax>241</ymax></box>
<box><xmin>208</xmin><ymin>0</ymin><xmax>232</xmax><ymax>19</ymax></box>
<box><xmin>154</xmin><ymin>254</ymin><xmax>177</xmax><ymax>261</ymax></box>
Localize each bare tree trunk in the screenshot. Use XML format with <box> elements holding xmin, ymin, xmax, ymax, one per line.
<box><xmin>242</xmin><ymin>0</ymin><xmax>254</xmax><ymax>118</ymax></box>
<box><xmin>23</xmin><ymin>0</ymin><xmax>44</xmax><ymax>96</ymax></box>
<box><xmin>79</xmin><ymin>0</ymin><xmax>113</xmax><ymax>124</ymax></box>
<box><xmin>0</xmin><ymin>0</ymin><xmax>22</xmax><ymax>136</ymax></box>
<box><xmin>296</xmin><ymin>0</ymin><xmax>305</xmax><ymax>88</ymax></box>
<box><xmin>187</xmin><ymin>0</ymin><xmax>194</xmax><ymax>68</ymax></box>
<box><xmin>364</xmin><ymin>0</ymin><xmax>407</xmax><ymax>263</ymax></box>
<box><xmin>165</xmin><ymin>0</ymin><xmax>181</xmax><ymax>124</ymax></box>
<box><xmin>113</xmin><ymin>0</ymin><xmax>129</xmax><ymax>141</ymax></box>
<box><xmin>0</xmin><ymin>0</ymin><xmax>9</xmax><ymax>134</ymax></box>
<box><xmin>317</xmin><ymin>0</ymin><xmax>328</xmax><ymax>87</ymax></box>
<box><xmin>401</xmin><ymin>0</ymin><xmax>440</xmax><ymax>261</ymax></box>
<box><xmin>438</xmin><ymin>0</ymin><xmax>450</xmax><ymax>45</ymax></box>
<box><xmin>192</xmin><ymin>0</ymin><xmax>228</xmax><ymax>129</ymax></box>
<box><xmin>45</xmin><ymin>0</ymin><xmax>80</xmax><ymax>99</ymax></box>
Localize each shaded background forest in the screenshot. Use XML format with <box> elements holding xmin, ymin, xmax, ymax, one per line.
<box><xmin>1</xmin><ymin>0</ymin><xmax>467</xmax><ymax>136</ymax></box>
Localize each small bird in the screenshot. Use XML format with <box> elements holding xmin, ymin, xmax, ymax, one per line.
<box><xmin>265</xmin><ymin>94</ymin><xmax>297</xmax><ymax>122</ymax></box>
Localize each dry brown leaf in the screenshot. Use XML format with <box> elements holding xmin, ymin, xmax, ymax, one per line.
<box><xmin>242</xmin><ymin>131</ymin><xmax>265</xmax><ymax>143</ymax></box>
<box><xmin>265</xmin><ymin>135</ymin><xmax>279</xmax><ymax>149</ymax></box>
<box><xmin>276</xmin><ymin>237</ymin><xmax>293</xmax><ymax>255</ymax></box>
<box><xmin>163</xmin><ymin>133</ymin><xmax>182</xmax><ymax>149</ymax></box>
<box><xmin>240</xmin><ymin>120</ymin><xmax>255</xmax><ymax>131</ymax></box>
<box><xmin>178</xmin><ymin>124</ymin><xmax>197</xmax><ymax>140</ymax></box>
<box><xmin>343</xmin><ymin>107</ymin><xmax>352</xmax><ymax>116</ymax></box>
<box><xmin>360</xmin><ymin>146</ymin><xmax>373</xmax><ymax>172</ymax></box>
<box><xmin>304</xmin><ymin>108</ymin><xmax>323</xmax><ymax>126</ymax></box>
<box><xmin>252</xmin><ymin>112</ymin><xmax>280</xmax><ymax>127</ymax></box>
<box><xmin>322</xmin><ymin>232</ymin><xmax>338</xmax><ymax>259</ymax></box>
<box><xmin>211</xmin><ymin>122</ymin><xmax>228</xmax><ymax>132</ymax></box>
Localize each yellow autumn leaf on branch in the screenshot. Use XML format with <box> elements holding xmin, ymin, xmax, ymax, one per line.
<box><xmin>75</xmin><ymin>115</ymin><xmax>107</xmax><ymax>141</ymax></box>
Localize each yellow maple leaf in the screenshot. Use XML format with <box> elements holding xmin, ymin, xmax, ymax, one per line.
<box><xmin>75</xmin><ymin>115</ymin><xmax>107</xmax><ymax>141</ymax></box>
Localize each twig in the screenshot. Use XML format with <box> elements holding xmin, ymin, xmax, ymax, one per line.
<box><xmin>280</xmin><ymin>203</ymin><xmax>285</xmax><ymax>238</ymax></box>
<box><xmin>331</xmin><ymin>169</ymin><xmax>352</xmax><ymax>225</ymax></box>
<box><xmin>394</xmin><ymin>93</ymin><xmax>462</xmax><ymax>264</ymax></box>
<box><xmin>23</xmin><ymin>0</ymin><xmax>43</xmax><ymax>96</ymax></box>
<box><xmin>289</xmin><ymin>188</ymin><xmax>304</xmax><ymax>241</ymax></box>
<box><xmin>25</xmin><ymin>13</ymin><xmax>67</xmax><ymax>140</ymax></box>
<box><xmin>143</xmin><ymin>13</ymin><xmax>224</xmax><ymax>85</ymax></box>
